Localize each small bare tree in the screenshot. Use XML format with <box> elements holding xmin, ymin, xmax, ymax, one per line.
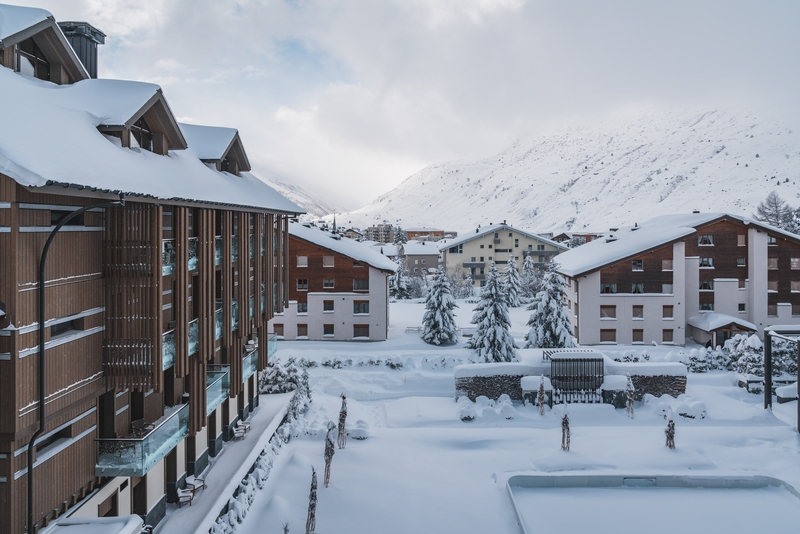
<box><xmin>626</xmin><ymin>374</ymin><xmax>635</xmax><ymax>419</ymax></box>
<box><xmin>537</xmin><ymin>375</ymin><xmax>546</xmax><ymax>416</ymax></box>
<box><xmin>561</xmin><ymin>405</ymin><xmax>571</xmax><ymax>451</ymax></box>
<box><xmin>305</xmin><ymin>468</ymin><xmax>317</xmax><ymax>534</ymax></box>
<box><xmin>282</xmin><ymin>520</ymin><xmax>291</xmax><ymax>534</ymax></box>
<box><xmin>324</xmin><ymin>422</ymin><xmax>336</xmax><ymax>487</ymax></box>
<box><xmin>337</xmin><ymin>394</ymin><xmax>348</xmax><ymax>449</ymax></box>
<box><xmin>665</xmin><ymin>408</ymin><xmax>676</xmax><ymax>449</ymax></box>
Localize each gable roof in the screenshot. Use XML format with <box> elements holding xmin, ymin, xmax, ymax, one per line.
<box><xmin>0</xmin><ymin>67</ymin><xmax>303</xmax><ymax>214</ymax></box>
<box><xmin>179</xmin><ymin>123</ymin><xmax>251</xmax><ymax>172</ymax></box>
<box><xmin>437</xmin><ymin>222</ymin><xmax>568</xmax><ymax>252</ymax></box>
<box><xmin>401</xmin><ymin>241</ymin><xmax>439</xmax><ymax>256</ymax></box>
<box><xmin>687</xmin><ymin>313</ymin><xmax>756</xmax><ymax>333</ymax></box>
<box><xmin>290</xmin><ymin>222</ymin><xmax>398</xmax><ymax>273</ymax></box>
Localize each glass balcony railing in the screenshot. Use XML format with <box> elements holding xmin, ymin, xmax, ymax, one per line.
<box><xmin>261</xmin><ymin>234</ymin><xmax>266</xmax><ymax>257</ymax></box>
<box><xmin>242</xmin><ymin>348</ymin><xmax>258</xmax><ymax>382</ymax></box>
<box><xmin>215</xmin><ymin>305</ymin><xmax>223</xmax><ymax>341</ymax></box>
<box><xmin>162</xmin><ymin>330</ymin><xmax>175</xmax><ymax>371</ymax></box>
<box><xmin>232</xmin><ymin>235</ymin><xmax>239</xmax><ymax>263</ymax></box>
<box><xmin>249</xmin><ymin>295</ymin><xmax>255</xmax><ymax>319</ymax></box>
<box><xmin>267</xmin><ymin>333</ymin><xmax>277</xmax><ymax>359</ymax></box>
<box><xmin>215</xmin><ymin>236</ymin><xmax>222</xmax><ymax>266</ymax></box>
<box><xmin>188</xmin><ymin>237</ymin><xmax>198</xmax><ymax>271</ymax></box>
<box><xmin>188</xmin><ymin>318</ymin><xmax>199</xmax><ymax>356</ymax></box>
<box><xmin>249</xmin><ymin>234</ymin><xmax>255</xmax><ymax>259</ymax></box>
<box><xmin>261</xmin><ymin>288</ymin><xmax>266</xmax><ymax>314</ymax></box>
<box><xmin>162</xmin><ymin>239</ymin><xmax>176</xmax><ymax>276</ymax></box>
<box><xmin>95</xmin><ymin>403</ymin><xmax>189</xmax><ymax>477</ymax></box>
<box><xmin>232</xmin><ymin>299</ymin><xmax>239</xmax><ymax>331</ymax></box>
<box><xmin>206</xmin><ymin>365</ymin><xmax>230</xmax><ymax>416</ymax></box>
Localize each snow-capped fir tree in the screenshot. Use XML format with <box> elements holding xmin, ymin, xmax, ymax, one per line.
<box><xmin>688</xmin><ymin>348</ymin><xmax>709</xmax><ymax>373</ymax></box>
<box><xmin>467</xmin><ymin>263</ymin><xmax>518</xmax><ymax>362</ymax></box>
<box><xmin>520</xmin><ymin>255</ymin><xmax>537</xmax><ymax>299</ymax></box>
<box><xmin>421</xmin><ymin>269</ymin><xmax>460</xmax><ymax>345</ymax></box>
<box><xmin>306</xmin><ymin>468</ymin><xmax>317</xmax><ymax>534</ymax></box>
<box><xmin>390</xmin><ymin>257</ymin><xmax>409</xmax><ymax>299</ymax></box>
<box><xmin>504</xmin><ymin>253</ymin><xmax>523</xmax><ymax>307</ymax></box>
<box><xmin>727</xmin><ymin>334</ymin><xmax>765</xmax><ymax>376</ymax></box>
<box><xmin>561</xmin><ymin>405</ymin><xmax>570</xmax><ymax>451</ymax></box>
<box><xmin>525</xmin><ymin>271</ymin><xmax>576</xmax><ymax>349</ymax></box>
<box><xmin>460</xmin><ymin>271</ymin><xmax>474</xmax><ymax>299</ymax></box>
<box><xmin>665</xmin><ymin>408</ymin><xmax>676</xmax><ymax>449</ymax></box>
<box><xmin>324</xmin><ymin>422</ymin><xmax>336</xmax><ymax>487</ymax></box>
<box><xmin>537</xmin><ymin>375</ymin><xmax>546</xmax><ymax>416</ymax></box>
<box><xmin>393</xmin><ymin>226</ymin><xmax>407</xmax><ymax>245</ymax></box>
<box><xmin>626</xmin><ymin>374</ymin><xmax>635</xmax><ymax>419</ymax></box>
<box><xmin>337</xmin><ymin>394</ymin><xmax>347</xmax><ymax>449</ymax></box>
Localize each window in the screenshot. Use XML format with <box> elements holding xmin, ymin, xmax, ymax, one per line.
<box><xmin>768</xmin><ymin>235</ymin><xmax>777</xmax><ymax>245</ymax></box>
<box><xmin>354</xmin><ymin>324</ymin><xmax>370</xmax><ymax>338</ymax></box>
<box><xmin>480</xmin><ymin>244</ymin><xmax>485</xmax><ymax>249</ymax></box>
<box><xmin>488</xmin><ymin>245</ymin><xmax>493</xmax><ymax>249</ymax></box>
<box><xmin>792</xmin><ymin>258</ymin><xmax>800</xmax><ymax>270</ymax></box>
<box><xmin>601</xmin><ymin>284</ymin><xmax>617</xmax><ymax>294</ymax></box>
<box><xmin>698</xmin><ymin>235</ymin><xmax>714</xmax><ymax>245</ymax></box>
<box><xmin>354</xmin><ymin>301</ymin><xmax>369</xmax><ymax>314</ymax></box>
<box><xmin>528</xmin><ymin>245</ymin><xmax>533</xmax><ymax>251</ymax></box>
<box><xmin>414</xmin><ymin>260</ymin><xmax>419</xmax><ymax>265</ymax></box>
<box><xmin>600</xmin><ymin>329</ymin><xmax>616</xmax><ymax>343</ymax></box>
<box><xmin>539</xmin><ymin>256</ymin><xmax>545</xmax><ymax>262</ymax></box>
<box><xmin>738</xmin><ymin>279</ymin><xmax>746</xmax><ymax>289</ymax></box>
<box><xmin>600</xmin><ymin>305</ymin><xmax>616</xmax><ymax>319</ymax></box>
<box><xmin>273</xmin><ymin>324</ymin><xmax>284</xmax><ymax>336</ymax></box>
<box><xmin>50</xmin><ymin>318</ymin><xmax>84</xmax><ymax>338</ymax></box>
<box><xmin>792</xmin><ymin>282</ymin><xmax>800</xmax><ymax>293</ymax></box>
<box><xmin>738</xmin><ymin>303</ymin><xmax>746</xmax><ymax>312</ymax></box>
<box><xmin>297</xmin><ymin>302</ymin><xmax>308</xmax><ymax>313</ymax></box>
<box><xmin>767</xmin><ymin>305</ymin><xmax>778</xmax><ymax>316</ymax></box>
<box><xmin>297</xmin><ymin>279</ymin><xmax>308</xmax><ymax>290</ymax></box>
<box><xmin>631</xmin><ymin>283</ymin><xmax>644</xmax><ymax>294</ymax></box>
<box><xmin>471</xmin><ymin>257</ymin><xmax>476</xmax><ymax>262</ymax></box>
<box><xmin>323</xmin><ymin>255</ymin><xmax>335</xmax><ymax>267</ymax></box>
<box><xmin>354</xmin><ymin>261</ymin><xmax>364</xmax><ymax>268</ymax></box>
<box><xmin>537</xmin><ymin>245</ymin><xmax>545</xmax><ymax>251</ymax></box>
<box><xmin>663</xmin><ymin>329</ymin><xmax>674</xmax><ymax>343</ymax></box>
<box><xmin>494</xmin><ymin>232</ymin><xmax>499</xmax><ymax>238</ymax></box>
<box><xmin>768</xmin><ymin>258</ymin><xmax>778</xmax><ymax>269</ymax></box>
<box><xmin>508</xmin><ymin>232</ymin><xmax>512</xmax><ymax>237</ymax></box>
<box><xmin>662</xmin><ymin>284</ymin><xmax>673</xmax><ymax>294</ymax></box>
<box><xmin>632</xmin><ymin>259</ymin><xmax>643</xmax><ymax>271</ymax></box>
<box><xmin>794</xmin><ymin>305</ymin><xmax>800</xmax><ymax>317</ymax></box>
<box><xmin>323</xmin><ymin>324</ymin><xmax>334</xmax><ymax>336</ymax></box>
<box><xmin>699</xmin><ymin>280</ymin><xmax>714</xmax><ymax>291</ymax></box>
<box><xmin>663</xmin><ymin>305</ymin><xmax>674</xmax><ymax>318</ymax></box>
<box><xmin>480</xmin><ymin>257</ymin><xmax>484</xmax><ymax>261</ymax></box>
<box><xmin>768</xmin><ymin>280</ymin><xmax>778</xmax><ymax>292</ymax></box>
<box><xmin>632</xmin><ymin>305</ymin><xmax>644</xmax><ymax>319</ymax></box>
<box><xmin>699</xmin><ymin>257</ymin><xmax>714</xmax><ymax>268</ymax></box>
<box><xmin>662</xmin><ymin>259</ymin><xmax>673</xmax><ymax>271</ymax></box>
<box><xmin>323</xmin><ymin>279</ymin><xmax>335</xmax><ymax>288</ymax></box>
<box><xmin>700</xmin><ymin>302</ymin><xmax>714</xmax><ymax>311</ymax></box>
<box><xmin>297</xmin><ymin>256</ymin><xmax>308</xmax><ymax>267</ymax></box>
<box><xmin>737</xmin><ymin>258</ymin><xmax>746</xmax><ymax>267</ymax></box>
<box><xmin>421</xmin><ymin>259</ymin><xmax>426</xmax><ymax>264</ymax></box>
<box><xmin>323</xmin><ymin>300</ymin><xmax>334</xmax><ymax>311</ymax></box>
<box><xmin>515</xmin><ymin>239</ymin><xmax>519</xmax><ymax>248</ymax></box>
<box><xmin>353</xmin><ymin>279</ymin><xmax>369</xmax><ymax>290</ymax></box>
<box><xmin>737</xmin><ymin>234</ymin><xmax>746</xmax><ymax>246</ymax></box>
<box><xmin>297</xmin><ymin>324</ymin><xmax>308</xmax><ymax>337</ymax></box>
<box><xmin>632</xmin><ymin>329</ymin><xmax>644</xmax><ymax>343</ymax></box>
<box><xmin>449</xmin><ymin>244</ymin><xmax>463</xmax><ymax>254</ymax></box>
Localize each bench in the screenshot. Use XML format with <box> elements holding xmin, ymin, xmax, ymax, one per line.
<box><xmin>233</xmin><ymin>420</ymin><xmax>250</xmax><ymax>440</ymax></box>
<box><xmin>405</xmin><ymin>326</ymin><xmax>423</xmax><ymax>333</ymax></box>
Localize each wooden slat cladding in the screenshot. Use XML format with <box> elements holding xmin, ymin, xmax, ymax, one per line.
<box><xmin>599</xmin><ymin>242</ymin><xmax>674</xmax><ymax>294</ymax></box>
<box><xmin>275</xmin><ymin>215</ymin><xmax>284</xmax><ymax>314</ymax></box>
<box><xmin>266</xmin><ymin>214</ymin><xmax>274</xmax><ymax>320</ymax></box>
<box><xmin>189</xmin><ymin>209</ymin><xmax>214</xmax><ymax>435</ymax></box>
<box><xmin>103</xmin><ymin>203</ymin><xmax>163</xmax><ymax>392</ymax></box>
<box><xmin>173</xmin><ymin>207</ymin><xmax>190</xmax><ymax>379</ymax></box>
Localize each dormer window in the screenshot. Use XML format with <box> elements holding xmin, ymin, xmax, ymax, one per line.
<box><xmin>130</xmin><ymin>117</ymin><xmax>154</xmax><ymax>152</ymax></box>
<box><xmin>16</xmin><ymin>38</ymin><xmax>50</xmax><ymax>81</ymax></box>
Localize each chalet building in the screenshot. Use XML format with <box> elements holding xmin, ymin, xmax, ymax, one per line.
<box><xmin>557</xmin><ymin>212</ymin><xmax>800</xmax><ymax>347</ymax></box>
<box><xmin>270</xmin><ymin>223</ymin><xmax>397</xmax><ymax>341</ymax></box>
<box><xmin>552</xmin><ymin>232</ymin><xmax>603</xmax><ymax>246</ymax></box>
<box><xmin>0</xmin><ymin>6</ymin><xmax>302</xmax><ymax>533</ymax></box>
<box><xmin>363</xmin><ymin>223</ymin><xmax>394</xmax><ymax>243</ymax></box>
<box><xmin>343</xmin><ymin>228</ymin><xmax>363</xmax><ymax>241</ymax></box>
<box><xmin>405</xmin><ymin>227</ymin><xmax>445</xmax><ymax>241</ymax></box>
<box><xmin>400</xmin><ymin>241</ymin><xmax>439</xmax><ymax>274</ymax></box>
<box><xmin>439</xmin><ymin>222</ymin><xmax>568</xmax><ymax>286</ymax></box>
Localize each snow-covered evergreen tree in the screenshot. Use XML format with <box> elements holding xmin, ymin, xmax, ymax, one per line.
<box><xmin>393</xmin><ymin>226</ymin><xmax>407</xmax><ymax>244</ymax></box>
<box><xmin>504</xmin><ymin>254</ymin><xmax>522</xmax><ymax>307</ymax></box>
<box><xmin>525</xmin><ymin>271</ymin><xmax>576</xmax><ymax>349</ymax></box>
<box><xmin>390</xmin><ymin>257</ymin><xmax>409</xmax><ymax>299</ymax></box>
<box><xmin>626</xmin><ymin>374</ymin><xmax>635</xmax><ymax>419</ymax></box>
<box><xmin>727</xmin><ymin>334</ymin><xmax>765</xmax><ymax>376</ymax></box>
<box><xmin>665</xmin><ymin>408</ymin><xmax>676</xmax><ymax>449</ymax></box>
<box><xmin>460</xmin><ymin>270</ymin><xmax>474</xmax><ymax>299</ymax></box>
<box><xmin>467</xmin><ymin>263</ymin><xmax>517</xmax><ymax>362</ymax></box>
<box><xmin>421</xmin><ymin>269</ymin><xmax>459</xmax><ymax>345</ymax></box>
<box><xmin>537</xmin><ymin>375</ymin><xmax>546</xmax><ymax>416</ymax></box>
<box><xmin>520</xmin><ymin>255</ymin><xmax>537</xmax><ymax>299</ymax></box>
<box><xmin>688</xmin><ymin>348</ymin><xmax>709</xmax><ymax>373</ymax></box>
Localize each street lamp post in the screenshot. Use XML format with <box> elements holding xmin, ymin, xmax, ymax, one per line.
<box><xmin>27</xmin><ymin>195</ymin><xmax>124</xmax><ymax>534</ymax></box>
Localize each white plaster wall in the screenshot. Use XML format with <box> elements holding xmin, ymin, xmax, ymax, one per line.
<box><xmin>146</xmin><ymin>457</ymin><xmax>165</xmax><ymax>511</ymax></box>
<box><xmin>195</xmin><ymin>425</ymin><xmax>208</xmax><ymax>462</ymax></box>
<box><xmin>748</xmin><ymin>228</ymin><xmax>768</xmax><ymax>334</ymax></box>
<box><xmin>671</xmin><ymin>241</ymin><xmax>687</xmax><ymax>343</ymax></box>
<box><xmin>577</xmin><ymin>271</ymin><xmax>601</xmax><ymax>345</ymax></box>
<box><xmin>714</xmin><ymin>278</ymin><xmax>747</xmax><ymax>317</ymax></box>
<box><xmin>70</xmin><ymin>477</ymin><xmax>132</xmax><ymax>518</ymax></box>
<box><xmin>228</xmin><ymin>395</ymin><xmax>238</xmax><ymax>423</ymax></box>
<box><xmin>684</xmin><ymin>256</ymin><xmax>699</xmax><ymax>318</ymax></box>
<box><xmin>176</xmin><ymin>437</ymin><xmax>186</xmax><ymax>481</ymax></box>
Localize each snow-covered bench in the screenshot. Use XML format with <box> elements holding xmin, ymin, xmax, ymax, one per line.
<box><xmin>777</xmin><ymin>383</ymin><xmax>798</xmax><ymax>404</ymax></box>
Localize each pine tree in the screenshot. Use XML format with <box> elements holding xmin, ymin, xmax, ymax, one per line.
<box><xmin>626</xmin><ymin>374</ymin><xmax>635</xmax><ymax>419</ymax></box>
<box><xmin>504</xmin><ymin>254</ymin><xmax>522</xmax><ymax>307</ymax></box>
<box><xmin>337</xmin><ymin>394</ymin><xmax>347</xmax><ymax>449</ymax></box>
<box><xmin>728</xmin><ymin>334</ymin><xmax>765</xmax><ymax>376</ymax></box>
<box><xmin>537</xmin><ymin>375</ymin><xmax>546</xmax><ymax>416</ymax></box>
<box><xmin>665</xmin><ymin>408</ymin><xmax>676</xmax><ymax>449</ymax></box>
<box><xmin>561</xmin><ymin>405</ymin><xmax>570</xmax><ymax>451</ymax></box>
<box><xmin>688</xmin><ymin>348</ymin><xmax>709</xmax><ymax>373</ymax></box>
<box><xmin>467</xmin><ymin>263</ymin><xmax>517</xmax><ymax>362</ymax></box>
<box><xmin>754</xmin><ymin>191</ymin><xmax>793</xmax><ymax>229</ymax></box>
<box><xmin>520</xmin><ymin>255</ymin><xmax>537</xmax><ymax>299</ymax></box>
<box><xmin>390</xmin><ymin>257</ymin><xmax>409</xmax><ymax>299</ymax></box>
<box><xmin>393</xmin><ymin>226</ymin><xmax>407</xmax><ymax>245</ymax></box>
<box><xmin>421</xmin><ymin>269</ymin><xmax>460</xmax><ymax>345</ymax></box>
<box><xmin>306</xmin><ymin>468</ymin><xmax>317</xmax><ymax>534</ymax></box>
<box><xmin>525</xmin><ymin>271</ymin><xmax>576</xmax><ymax>349</ymax></box>
<box><xmin>460</xmin><ymin>270</ymin><xmax>474</xmax><ymax>299</ymax></box>
<box><xmin>324</xmin><ymin>422</ymin><xmax>336</xmax><ymax>488</ymax></box>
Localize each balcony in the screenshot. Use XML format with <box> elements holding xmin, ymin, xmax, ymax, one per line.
<box><xmin>188</xmin><ymin>237</ymin><xmax>198</xmax><ymax>271</ymax></box>
<box><xmin>473</xmin><ymin>274</ymin><xmax>486</xmax><ymax>281</ymax></box>
<box><xmin>215</xmin><ymin>236</ymin><xmax>222</xmax><ymax>266</ymax></box>
<box><xmin>162</xmin><ymin>330</ymin><xmax>175</xmax><ymax>371</ymax></box>
<box><xmin>242</xmin><ymin>347</ymin><xmax>258</xmax><ymax>382</ymax></box>
<box><xmin>232</xmin><ymin>235</ymin><xmax>239</xmax><ymax>263</ymax></box>
<box><xmin>267</xmin><ymin>333</ymin><xmax>277</xmax><ymax>359</ymax></box>
<box><xmin>162</xmin><ymin>239</ymin><xmax>176</xmax><ymax>276</ymax></box>
<box><xmin>232</xmin><ymin>299</ymin><xmax>239</xmax><ymax>331</ymax></box>
<box><xmin>250</xmin><ymin>295</ymin><xmax>255</xmax><ymax>319</ymax></box>
<box><xmin>188</xmin><ymin>318</ymin><xmax>199</xmax><ymax>356</ymax></box>
<box><xmin>463</xmin><ymin>261</ymin><xmax>485</xmax><ymax>269</ymax></box>
<box><xmin>249</xmin><ymin>234</ymin><xmax>255</xmax><ymax>259</ymax></box>
<box><xmin>215</xmin><ymin>303</ymin><xmax>223</xmax><ymax>341</ymax></box>
<box><xmin>206</xmin><ymin>365</ymin><xmax>230</xmax><ymax>416</ymax></box>
<box><xmin>95</xmin><ymin>403</ymin><xmax>189</xmax><ymax>477</ymax></box>
<box><xmin>261</xmin><ymin>234</ymin><xmax>266</xmax><ymax>257</ymax></box>
<box><xmin>494</xmin><ymin>238</ymin><xmax>501</xmax><ymax>244</ymax></box>
<box><xmin>261</xmin><ymin>288</ymin><xmax>266</xmax><ymax>314</ymax></box>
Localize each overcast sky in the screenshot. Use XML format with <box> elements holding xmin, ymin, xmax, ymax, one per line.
<box><xmin>16</xmin><ymin>0</ymin><xmax>800</xmax><ymax>210</ymax></box>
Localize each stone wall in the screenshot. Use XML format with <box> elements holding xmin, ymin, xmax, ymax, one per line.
<box><xmin>455</xmin><ymin>375</ymin><xmax>525</xmax><ymax>401</ymax></box>
<box><xmin>629</xmin><ymin>375</ymin><xmax>686</xmax><ymax>401</ymax></box>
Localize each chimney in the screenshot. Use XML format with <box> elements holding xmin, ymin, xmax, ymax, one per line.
<box><xmin>58</xmin><ymin>22</ymin><xmax>106</xmax><ymax>79</ymax></box>
<box><xmin>692</xmin><ymin>209</ymin><xmax>700</xmax><ymax>214</ymax></box>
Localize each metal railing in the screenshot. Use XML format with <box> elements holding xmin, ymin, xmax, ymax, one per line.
<box><xmin>206</xmin><ymin>365</ymin><xmax>230</xmax><ymax>416</ymax></box>
<box><xmin>162</xmin><ymin>329</ymin><xmax>175</xmax><ymax>370</ymax></box>
<box><xmin>95</xmin><ymin>403</ymin><xmax>189</xmax><ymax>477</ymax></box>
<box><xmin>188</xmin><ymin>237</ymin><xmax>198</xmax><ymax>271</ymax></box>
<box><xmin>215</xmin><ymin>306</ymin><xmax>223</xmax><ymax>340</ymax></box>
<box><xmin>162</xmin><ymin>239</ymin><xmax>176</xmax><ymax>276</ymax></box>
<box><xmin>550</xmin><ymin>355</ymin><xmax>604</xmax><ymax>397</ymax></box>
<box><xmin>188</xmin><ymin>318</ymin><xmax>199</xmax><ymax>356</ymax></box>
<box><xmin>267</xmin><ymin>332</ymin><xmax>277</xmax><ymax>358</ymax></box>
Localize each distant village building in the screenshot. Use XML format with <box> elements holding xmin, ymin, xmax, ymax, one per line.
<box><xmin>405</xmin><ymin>227</ymin><xmax>445</xmax><ymax>241</ymax></box>
<box><xmin>364</xmin><ymin>223</ymin><xmax>394</xmax><ymax>243</ymax></box>
<box><xmin>401</xmin><ymin>241</ymin><xmax>440</xmax><ymax>274</ymax></box>
<box><xmin>270</xmin><ymin>223</ymin><xmax>397</xmax><ymax>341</ymax></box>
<box><xmin>557</xmin><ymin>212</ymin><xmax>800</xmax><ymax>347</ymax></box>
<box><xmin>438</xmin><ymin>222</ymin><xmax>568</xmax><ymax>286</ymax></box>
<box><xmin>552</xmin><ymin>232</ymin><xmax>603</xmax><ymax>246</ymax></box>
<box><xmin>343</xmin><ymin>227</ymin><xmax>364</xmax><ymax>240</ymax></box>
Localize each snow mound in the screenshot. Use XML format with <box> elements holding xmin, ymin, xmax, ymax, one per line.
<box><xmin>647</xmin><ymin>394</ymin><xmax>707</xmax><ymax>419</ymax></box>
<box><xmin>349</xmin><ymin>420</ymin><xmax>370</xmax><ymax>440</ymax></box>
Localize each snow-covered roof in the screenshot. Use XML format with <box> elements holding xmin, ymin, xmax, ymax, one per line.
<box><xmin>290</xmin><ymin>222</ymin><xmax>397</xmax><ymax>272</ymax></box>
<box><xmin>52</xmin><ymin>515</ymin><xmax>144</xmax><ymax>534</ymax></box>
<box><xmin>0</xmin><ymin>68</ymin><xmax>304</xmax><ymax>214</ymax></box>
<box><xmin>687</xmin><ymin>313</ymin><xmax>757</xmax><ymax>333</ymax></box>
<box><xmin>401</xmin><ymin>241</ymin><xmax>439</xmax><ymax>256</ymax></box>
<box><xmin>0</xmin><ymin>3</ymin><xmax>49</xmax><ymax>43</ymax></box>
<box><xmin>438</xmin><ymin>223</ymin><xmax>568</xmax><ymax>252</ymax></box>
<box><xmin>556</xmin><ymin>212</ymin><xmax>800</xmax><ymax>277</ymax></box>
<box><xmin>405</xmin><ymin>227</ymin><xmax>442</xmax><ymax>232</ymax></box>
<box><xmin>179</xmin><ymin>123</ymin><xmax>250</xmax><ymax>171</ymax></box>
<box><xmin>371</xmin><ymin>243</ymin><xmax>400</xmax><ymax>257</ymax></box>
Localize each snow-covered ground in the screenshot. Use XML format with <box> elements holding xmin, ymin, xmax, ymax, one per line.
<box><xmin>239</xmin><ymin>301</ymin><xmax>800</xmax><ymax>534</ymax></box>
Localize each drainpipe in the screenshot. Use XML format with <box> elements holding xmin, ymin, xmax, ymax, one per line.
<box><xmin>27</xmin><ymin>195</ymin><xmax>124</xmax><ymax>533</ymax></box>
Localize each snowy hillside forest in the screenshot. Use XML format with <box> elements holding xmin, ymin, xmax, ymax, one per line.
<box><xmin>338</xmin><ymin>108</ymin><xmax>800</xmax><ymax>233</ymax></box>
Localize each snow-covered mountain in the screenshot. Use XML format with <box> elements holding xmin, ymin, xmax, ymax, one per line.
<box><xmin>259</xmin><ymin>170</ymin><xmax>340</xmax><ymax>218</ymax></box>
<box><xmin>340</xmin><ymin>108</ymin><xmax>800</xmax><ymax>234</ymax></box>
